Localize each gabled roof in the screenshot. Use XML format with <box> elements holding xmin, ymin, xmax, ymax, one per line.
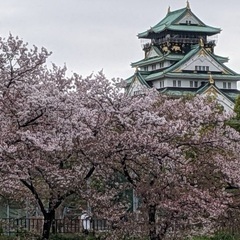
<box><xmin>135</xmin><ymin>71</ymin><xmax>150</xmax><ymax>87</ymax></box>
<box><xmin>147</xmin><ymin>45</ymin><xmax>163</xmax><ymax>57</ymax></box>
<box><xmin>197</xmin><ymin>83</ymin><xmax>237</xmax><ymax>111</ymax></box>
<box><xmin>126</xmin><ymin>71</ymin><xmax>150</xmax><ymax>95</ymax></box>
<box><xmin>159</xmin><ymin>83</ymin><xmax>239</xmax><ymax>103</ymax></box>
<box><xmin>143</xmin><ymin>45</ymin><xmax>240</xmax><ymax>81</ymax></box>
<box><xmin>160</xmin><ymin>87</ymin><xmax>196</xmax><ymax>96</ymax></box>
<box><xmin>126</xmin><ymin>44</ymin><xmax>240</xmax><ymax>92</ymax></box>
<box><xmin>170</xmin><ymin>46</ymin><xmax>238</xmax><ymax>75</ymax></box>
<box><xmin>196</xmin><ymin>82</ymin><xmax>231</xmax><ymax>99</ymax></box>
<box><xmin>222</xmin><ymin>89</ymin><xmax>240</xmax><ymax>101</ymax></box>
<box><xmin>138</xmin><ymin>5</ymin><xmax>221</xmax><ymax>38</ymax></box>
<box><xmin>127</xmin><ymin>70</ymin><xmax>150</xmax><ymax>87</ymax></box>
<box><xmin>212</xmin><ymin>54</ymin><xmax>229</xmax><ymax>64</ymax></box>
<box><xmin>131</xmin><ymin>52</ymin><xmax>183</xmax><ymax>68</ymax></box>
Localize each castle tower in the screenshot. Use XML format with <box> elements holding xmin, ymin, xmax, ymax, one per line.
<box><xmin>125</xmin><ymin>2</ymin><xmax>240</xmax><ymax>112</ymax></box>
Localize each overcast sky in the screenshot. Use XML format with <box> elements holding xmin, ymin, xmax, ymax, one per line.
<box><xmin>1</xmin><ymin>0</ymin><xmax>240</xmax><ymax>80</ymax></box>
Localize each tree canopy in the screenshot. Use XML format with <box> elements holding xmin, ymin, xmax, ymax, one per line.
<box><xmin>0</xmin><ymin>35</ymin><xmax>240</xmax><ymax>240</ymax></box>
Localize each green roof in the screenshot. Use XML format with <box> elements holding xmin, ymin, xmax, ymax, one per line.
<box><xmin>212</xmin><ymin>54</ymin><xmax>229</xmax><ymax>63</ymax></box>
<box><xmin>145</xmin><ymin>69</ymin><xmax>240</xmax><ymax>82</ymax></box>
<box><xmin>131</xmin><ymin>52</ymin><xmax>184</xmax><ymax>67</ymax></box>
<box><xmin>125</xmin><ymin>75</ymin><xmax>134</xmax><ymax>85</ymax></box>
<box><xmin>196</xmin><ymin>83</ymin><xmax>238</xmax><ymax>102</ymax></box>
<box><xmin>160</xmin><ymin>87</ymin><xmax>196</xmax><ymax>96</ymax></box>
<box><xmin>160</xmin><ymin>85</ymin><xmax>239</xmax><ymax>102</ymax></box>
<box><xmin>126</xmin><ymin>71</ymin><xmax>150</xmax><ymax>95</ymax></box>
<box><xmin>166</xmin><ymin>25</ymin><xmax>220</xmax><ymax>33</ymax></box>
<box><xmin>135</xmin><ymin>71</ymin><xmax>150</xmax><ymax>87</ymax></box>
<box><xmin>144</xmin><ymin>46</ymin><xmax>239</xmax><ymax>81</ymax></box>
<box><xmin>222</xmin><ymin>90</ymin><xmax>240</xmax><ymax>101</ymax></box>
<box><xmin>129</xmin><ymin>45</ymin><xmax>240</xmax><ymax>82</ymax></box>
<box><xmin>138</xmin><ymin>6</ymin><xmax>221</xmax><ymax>38</ymax></box>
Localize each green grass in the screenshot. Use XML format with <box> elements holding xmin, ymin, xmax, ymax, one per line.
<box><xmin>49</xmin><ymin>233</ymin><xmax>98</xmax><ymax>240</ymax></box>
<box><xmin>189</xmin><ymin>232</ymin><xmax>240</xmax><ymax>240</ymax></box>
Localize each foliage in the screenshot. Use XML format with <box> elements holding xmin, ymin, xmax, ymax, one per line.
<box><xmin>1</xmin><ymin>34</ymin><xmax>240</xmax><ymax>240</ymax></box>
<box><xmin>0</xmin><ymin>233</ymin><xmax>39</xmax><ymax>240</ymax></box>
<box><xmin>0</xmin><ymin>237</ymin><xmax>14</xmax><ymax>240</ymax></box>
<box><xmin>234</xmin><ymin>95</ymin><xmax>240</xmax><ymax>120</ymax></box>
<box><xmin>226</xmin><ymin>119</ymin><xmax>240</xmax><ymax>132</ymax></box>
<box><xmin>211</xmin><ymin>232</ymin><xmax>236</xmax><ymax>240</ymax></box>
<box><xmin>188</xmin><ymin>232</ymin><xmax>240</xmax><ymax>240</ymax></box>
<box><xmin>227</xmin><ymin>95</ymin><xmax>240</xmax><ymax>131</ymax></box>
<box><xmin>0</xmin><ymin>34</ymin><xmax>111</xmax><ymax>239</ymax></box>
<box><xmin>188</xmin><ymin>237</ymin><xmax>211</xmax><ymax>240</ymax></box>
<box><xmin>49</xmin><ymin>233</ymin><xmax>90</xmax><ymax>240</ymax></box>
<box><xmin>88</xmin><ymin>92</ymin><xmax>240</xmax><ymax>239</ymax></box>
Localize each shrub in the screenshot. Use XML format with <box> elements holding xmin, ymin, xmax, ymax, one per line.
<box><xmin>188</xmin><ymin>237</ymin><xmax>211</xmax><ymax>240</ymax></box>
<box><xmin>211</xmin><ymin>232</ymin><xmax>236</xmax><ymax>240</ymax></box>
<box><xmin>49</xmin><ymin>233</ymin><xmax>97</xmax><ymax>240</ymax></box>
<box><xmin>187</xmin><ymin>232</ymin><xmax>240</xmax><ymax>240</ymax></box>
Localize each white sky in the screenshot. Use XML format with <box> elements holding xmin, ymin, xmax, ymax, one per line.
<box><xmin>1</xmin><ymin>0</ymin><xmax>239</xmax><ymax>80</ymax></box>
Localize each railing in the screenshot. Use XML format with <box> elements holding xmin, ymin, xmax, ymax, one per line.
<box><xmin>143</xmin><ymin>37</ymin><xmax>216</xmax><ymax>50</ymax></box>
<box><xmin>0</xmin><ymin>217</ymin><xmax>110</xmax><ymax>235</ymax></box>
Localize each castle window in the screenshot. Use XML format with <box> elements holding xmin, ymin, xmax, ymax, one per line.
<box><xmin>190</xmin><ymin>81</ymin><xmax>198</xmax><ymax>88</ymax></box>
<box><xmin>223</xmin><ymin>82</ymin><xmax>232</xmax><ymax>89</ymax></box>
<box><xmin>173</xmin><ymin>80</ymin><xmax>177</xmax><ymax>87</ymax></box>
<box><xmin>195</xmin><ymin>65</ymin><xmax>210</xmax><ymax>72</ymax></box>
<box><xmin>178</xmin><ymin>80</ymin><xmax>181</xmax><ymax>87</ymax></box>
<box><xmin>152</xmin><ymin>64</ymin><xmax>156</xmax><ymax>70</ymax></box>
<box><xmin>133</xmin><ymin>90</ymin><xmax>142</xmax><ymax>96</ymax></box>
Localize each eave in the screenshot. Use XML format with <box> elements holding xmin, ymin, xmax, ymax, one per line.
<box><xmin>138</xmin><ymin>6</ymin><xmax>220</xmax><ymax>39</ymax></box>
<box><xmin>146</xmin><ymin>72</ymin><xmax>240</xmax><ymax>81</ymax></box>
<box><xmin>131</xmin><ymin>54</ymin><xmax>184</xmax><ymax>68</ymax></box>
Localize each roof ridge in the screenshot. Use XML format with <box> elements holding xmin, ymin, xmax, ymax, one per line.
<box><xmin>167</xmin><ymin>7</ymin><xmax>186</xmax><ymax>15</ymax></box>
<box><xmin>155</xmin><ymin>7</ymin><xmax>186</xmax><ymax>27</ymax></box>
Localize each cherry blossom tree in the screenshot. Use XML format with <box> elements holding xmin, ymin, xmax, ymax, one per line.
<box><xmin>0</xmin><ymin>34</ymin><xmax>240</xmax><ymax>240</ymax></box>
<box><xmin>0</xmin><ymin>35</ymin><xmax>109</xmax><ymax>239</ymax></box>
<box><xmin>216</xmin><ymin>95</ymin><xmax>240</xmax><ymax>230</ymax></box>
<box><xmin>71</xmin><ymin>86</ymin><xmax>240</xmax><ymax>240</ymax></box>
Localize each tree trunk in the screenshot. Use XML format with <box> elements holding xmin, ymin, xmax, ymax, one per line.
<box><xmin>42</xmin><ymin>210</ymin><xmax>55</xmax><ymax>240</ymax></box>
<box><xmin>148</xmin><ymin>204</ymin><xmax>160</xmax><ymax>240</ymax></box>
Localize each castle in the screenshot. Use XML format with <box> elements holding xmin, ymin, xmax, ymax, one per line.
<box><xmin>125</xmin><ymin>1</ymin><xmax>240</xmax><ymax>112</ymax></box>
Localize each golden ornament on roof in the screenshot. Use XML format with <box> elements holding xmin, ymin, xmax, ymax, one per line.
<box><xmin>209</xmin><ymin>74</ymin><xmax>214</xmax><ymax>84</ymax></box>
<box><xmin>199</xmin><ymin>38</ymin><xmax>204</xmax><ymax>47</ymax></box>
<box><xmin>168</xmin><ymin>6</ymin><xmax>171</xmax><ymax>13</ymax></box>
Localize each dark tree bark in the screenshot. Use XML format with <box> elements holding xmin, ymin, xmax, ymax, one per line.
<box><xmin>42</xmin><ymin>210</ymin><xmax>55</xmax><ymax>240</ymax></box>
<box><xmin>148</xmin><ymin>204</ymin><xmax>160</xmax><ymax>240</ymax></box>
